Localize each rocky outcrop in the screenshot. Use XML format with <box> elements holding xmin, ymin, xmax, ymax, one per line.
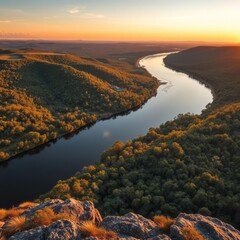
<box><xmin>170</xmin><ymin>213</ymin><xmax>240</xmax><ymax>240</ymax></box>
<box><xmin>9</xmin><ymin>220</ymin><xmax>82</xmax><ymax>240</ymax></box>
<box><xmin>100</xmin><ymin>212</ymin><xmax>167</xmax><ymax>239</ymax></box>
<box><xmin>23</xmin><ymin>198</ymin><xmax>102</xmax><ymax>225</ymax></box>
<box><xmin>1</xmin><ymin>199</ymin><xmax>239</xmax><ymax>240</ymax></box>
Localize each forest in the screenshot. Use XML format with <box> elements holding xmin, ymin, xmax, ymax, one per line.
<box><xmin>40</xmin><ymin>47</ymin><xmax>240</xmax><ymax>228</ymax></box>
<box><xmin>0</xmin><ymin>50</ymin><xmax>159</xmax><ymax>161</ymax></box>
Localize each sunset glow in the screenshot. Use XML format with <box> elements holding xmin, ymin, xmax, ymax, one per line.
<box><xmin>0</xmin><ymin>0</ymin><xmax>240</xmax><ymax>42</ymax></box>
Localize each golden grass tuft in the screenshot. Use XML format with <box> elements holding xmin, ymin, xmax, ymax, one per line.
<box><xmin>18</xmin><ymin>202</ymin><xmax>38</xmax><ymax>209</ymax></box>
<box><xmin>0</xmin><ymin>209</ymin><xmax>7</xmax><ymax>220</ymax></box>
<box><xmin>33</xmin><ymin>207</ymin><xmax>73</xmax><ymax>227</ymax></box>
<box><xmin>182</xmin><ymin>226</ymin><xmax>205</xmax><ymax>240</ymax></box>
<box><xmin>153</xmin><ymin>215</ymin><xmax>175</xmax><ymax>233</ymax></box>
<box><xmin>7</xmin><ymin>209</ymin><xmax>25</xmax><ymax>218</ymax></box>
<box><xmin>79</xmin><ymin>221</ymin><xmax>117</xmax><ymax>239</ymax></box>
<box><xmin>1</xmin><ymin>215</ymin><xmax>29</xmax><ymax>236</ymax></box>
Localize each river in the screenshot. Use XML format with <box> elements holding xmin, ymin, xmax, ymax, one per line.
<box><xmin>0</xmin><ymin>53</ymin><xmax>213</xmax><ymax>208</ymax></box>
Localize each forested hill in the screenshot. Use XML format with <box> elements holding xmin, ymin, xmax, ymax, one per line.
<box><xmin>0</xmin><ymin>50</ymin><xmax>159</xmax><ymax>161</ymax></box>
<box><xmin>164</xmin><ymin>46</ymin><xmax>240</xmax><ymax>107</ymax></box>
<box><xmin>41</xmin><ymin>47</ymin><xmax>240</xmax><ymax>228</ymax></box>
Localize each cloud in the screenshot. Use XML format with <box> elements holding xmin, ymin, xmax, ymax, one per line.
<box><xmin>0</xmin><ymin>20</ymin><xmax>12</xmax><ymax>23</ymax></box>
<box><xmin>67</xmin><ymin>6</ymin><xmax>104</xmax><ymax>19</ymax></box>
<box><xmin>80</xmin><ymin>13</ymin><xmax>104</xmax><ymax>19</ymax></box>
<box><xmin>0</xmin><ymin>8</ymin><xmax>22</xmax><ymax>13</ymax></box>
<box><xmin>67</xmin><ymin>7</ymin><xmax>80</xmax><ymax>14</ymax></box>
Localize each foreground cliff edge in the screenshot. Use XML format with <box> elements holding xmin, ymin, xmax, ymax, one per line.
<box><xmin>0</xmin><ymin>198</ymin><xmax>239</xmax><ymax>239</ymax></box>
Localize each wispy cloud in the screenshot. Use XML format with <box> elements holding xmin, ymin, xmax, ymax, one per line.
<box><xmin>0</xmin><ymin>8</ymin><xmax>22</xmax><ymax>13</ymax></box>
<box><xmin>79</xmin><ymin>13</ymin><xmax>104</xmax><ymax>19</ymax></box>
<box><xmin>0</xmin><ymin>20</ymin><xmax>12</xmax><ymax>23</ymax></box>
<box><xmin>67</xmin><ymin>7</ymin><xmax>85</xmax><ymax>14</ymax></box>
<box><xmin>66</xmin><ymin>6</ymin><xmax>104</xmax><ymax>19</ymax></box>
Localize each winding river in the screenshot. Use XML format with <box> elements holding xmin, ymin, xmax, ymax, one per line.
<box><xmin>0</xmin><ymin>53</ymin><xmax>213</xmax><ymax>208</ymax></box>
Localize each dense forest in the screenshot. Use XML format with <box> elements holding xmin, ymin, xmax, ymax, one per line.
<box><xmin>0</xmin><ymin>50</ymin><xmax>159</xmax><ymax>161</ymax></box>
<box><xmin>41</xmin><ymin>47</ymin><xmax>240</xmax><ymax>228</ymax></box>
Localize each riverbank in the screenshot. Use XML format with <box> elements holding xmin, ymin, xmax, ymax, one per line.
<box><xmin>163</xmin><ymin>58</ymin><xmax>216</xmax><ymax>103</ymax></box>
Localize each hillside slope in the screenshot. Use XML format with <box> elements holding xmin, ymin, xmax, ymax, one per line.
<box><xmin>0</xmin><ymin>50</ymin><xmax>159</xmax><ymax>161</ymax></box>
<box><xmin>164</xmin><ymin>46</ymin><xmax>240</xmax><ymax>107</ymax></box>
<box><xmin>41</xmin><ymin>47</ymin><xmax>240</xmax><ymax>228</ymax></box>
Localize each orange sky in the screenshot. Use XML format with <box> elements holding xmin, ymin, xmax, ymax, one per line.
<box><xmin>0</xmin><ymin>0</ymin><xmax>240</xmax><ymax>43</ymax></box>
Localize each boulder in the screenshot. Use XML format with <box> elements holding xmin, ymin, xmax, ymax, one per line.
<box><xmin>170</xmin><ymin>213</ymin><xmax>240</xmax><ymax>240</ymax></box>
<box><xmin>9</xmin><ymin>220</ymin><xmax>82</xmax><ymax>240</ymax></box>
<box><xmin>100</xmin><ymin>212</ymin><xmax>162</xmax><ymax>239</ymax></box>
<box><xmin>24</xmin><ymin>198</ymin><xmax>102</xmax><ymax>225</ymax></box>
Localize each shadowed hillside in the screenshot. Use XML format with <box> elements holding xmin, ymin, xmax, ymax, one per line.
<box><xmin>0</xmin><ymin>50</ymin><xmax>159</xmax><ymax>161</ymax></box>
<box><xmin>164</xmin><ymin>46</ymin><xmax>240</xmax><ymax>107</ymax></box>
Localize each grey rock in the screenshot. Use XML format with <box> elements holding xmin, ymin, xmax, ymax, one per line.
<box><xmin>170</xmin><ymin>213</ymin><xmax>240</xmax><ymax>240</ymax></box>
<box><xmin>9</xmin><ymin>220</ymin><xmax>82</xmax><ymax>240</ymax></box>
<box><xmin>23</xmin><ymin>198</ymin><xmax>102</xmax><ymax>225</ymax></box>
<box><xmin>46</xmin><ymin>220</ymin><xmax>81</xmax><ymax>240</ymax></box>
<box><xmin>100</xmin><ymin>212</ymin><xmax>161</xmax><ymax>239</ymax></box>
<box><xmin>9</xmin><ymin>226</ymin><xmax>46</xmax><ymax>240</ymax></box>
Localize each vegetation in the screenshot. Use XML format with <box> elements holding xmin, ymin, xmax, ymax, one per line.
<box><xmin>0</xmin><ymin>50</ymin><xmax>158</xmax><ymax>161</ymax></box>
<box><xmin>181</xmin><ymin>227</ymin><xmax>205</xmax><ymax>240</ymax></box>
<box><xmin>40</xmin><ymin>47</ymin><xmax>240</xmax><ymax>228</ymax></box>
<box><xmin>79</xmin><ymin>221</ymin><xmax>117</xmax><ymax>239</ymax></box>
<box><xmin>164</xmin><ymin>46</ymin><xmax>240</xmax><ymax>108</ymax></box>
<box><xmin>153</xmin><ymin>215</ymin><xmax>175</xmax><ymax>233</ymax></box>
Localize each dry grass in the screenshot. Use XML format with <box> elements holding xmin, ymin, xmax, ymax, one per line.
<box><xmin>7</xmin><ymin>209</ymin><xmax>25</xmax><ymax>218</ymax></box>
<box><xmin>18</xmin><ymin>202</ymin><xmax>38</xmax><ymax>209</ymax></box>
<box><xmin>0</xmin><ymin>209</ymin><xmax>7</xmax><ymax>220</ymax></box>
<box><xmin>1</xmin><ymin>215</ymin><xmax>29</xmax><ymax>236</ymax></box>
<box><xmin>0</xmin><ymin>208</ymin><xmax>25</xmax><ymax>221</ymax></box>
<box><xmin>153</xmin><ymin>215</ymin><xmax>175</xmax><ymax>233</ymax></box>
<box><xmin>182</xmin><ymin>227</ymin><xmax>205</xmax><ymax>240</ymax></box>
<box><xmin>79</xmin><ymin>221</ymin><xmax>117</xmax><ymax>239</ymax></box>
<box><xmin>33</xmin><ymin>207</ymin><xmax>72</xmax><ymax>227</ymax></box>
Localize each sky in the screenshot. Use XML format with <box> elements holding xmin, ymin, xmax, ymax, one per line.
<box><xmin>0</xmin><ymin>0</ymin><xmax>240</xmax><ymax>42</ymax></box>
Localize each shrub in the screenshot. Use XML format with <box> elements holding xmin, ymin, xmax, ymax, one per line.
<box><xmin>18</xmin><ymin>202</ymin><xmax>38</xmax><ymax>209</ymax></box>
<box><xmin>2</xmin><ymin>216</ymin><xmax>28</xmax><ymax>236</ymax></box>
<box><xmin>153</xmin><ymin>215</ymin><xmax>175</xmax><ymax>233</ymax></box>
<box><xmin>7</xmin><ymin>209</ymin><xmax>25</xmax><ymax>218</ymax></box>
<box><xmin>79</xmin><ymin>221</ymin><xmax>117</xmax><ymax>239</ymax></box>
<box><xmin>182</xmin><ymin>227</ymin><xmax>205</xmax><ymax>240</ymax></box>
<box><xmin>33</xmin><ymin>207</ymin><xmax>72</xmax><ymax>227</ymax></box>
<box><xmin>0</xmin><ymin>209</ymin><xmax>7</xmax><ymax>220</ymax></box>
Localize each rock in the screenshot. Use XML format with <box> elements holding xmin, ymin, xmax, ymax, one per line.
<box><xmin>9</xmin><ymin>220</ymin><xmax>82</xmax><ymax>240</ymax></box>
<box><xmin>9</xmin><ymin>226</ymin><xmax>46</xmax><ymax>240</ymax></box>
<box><xmin>147</xmin><ymin>235</ymin><xmax>171</xmax><ymax>240</ymax></box>
<box><xmin>46</xmin><ymin>220</ymin><xmax>82</xmax><ymax>240</ymax></box>
<box><xmin>100</xmin><ymin>212</ymin><xmax>162</xmax><ymax>239</ymax></box>
<box><xmin>24</xmin><ymin>198</ymin><xmax>102</xmax><ymax>225</ymax></box>
<box><xmin>170</xmin><ymin>213</ymin><xmax>240</xmax><ymax>240</ymax></box>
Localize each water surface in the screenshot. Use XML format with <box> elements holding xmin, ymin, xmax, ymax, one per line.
<box><xmin>0</xmin><ymin>53</ymin><xmax>213</xmax><ymax>207</ymax></box>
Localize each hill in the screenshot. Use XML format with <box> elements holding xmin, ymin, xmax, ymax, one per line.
<box><xmin>164</xmin><ymin>46</ymin><xmax>240</xmax><ymax>107</ymax></box>
<box><xmin>0</xmin><ymin>50</ymin><xmax>159</xmax><ymax>161</ymax></box>
<box><xmin>41</xmin><ymin>47</ymin><xmax>240</xmax><ymax>228</ymax></box>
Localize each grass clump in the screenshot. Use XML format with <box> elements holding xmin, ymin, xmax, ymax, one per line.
<box><xmin>182</xmin><ymin>226</ymin><xmax>205</xmax><ymax>240</ymax></box>
<box><xmin>1</xmin><ymin>216</ymin><xmax>29</xmax><ymax>237</ymax></box>
<box><xmin>153</xmin><ymin>215</ymin><xmax>175</xmax><ymax>233</ymax></box>
<box><xmin>79</xmin><ymin>221</ymin><xmax>117</xmax><ymax>239</ymax></box>
<box><xmin>33</xmin><ymin>207</ymin><xmax>71</xmax><ymax>227</ymax></box>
